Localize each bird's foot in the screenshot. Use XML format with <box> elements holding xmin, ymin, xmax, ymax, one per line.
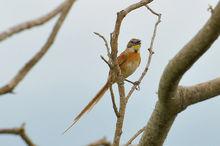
<box><xmin>125</xmin><ymin>79</ymin><xmax>140</xmax><ymax>90</ymax></box>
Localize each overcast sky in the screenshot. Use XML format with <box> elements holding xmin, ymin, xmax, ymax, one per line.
<box><xmin>0</xmin><ymin>0</ymin><xmax>220</xmax><ymax>146</ymax></box>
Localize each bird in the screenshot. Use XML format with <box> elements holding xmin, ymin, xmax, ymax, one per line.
<box><xmin>63</xmin><ymin>38</ymin><xmax>141</xmax><ymax>133</ymax></box>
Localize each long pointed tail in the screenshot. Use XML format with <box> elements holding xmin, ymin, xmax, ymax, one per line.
<box><xmin>63</xmin><ymin>82</ymin><xmax>109</xmax><ymax>133</ymax></box>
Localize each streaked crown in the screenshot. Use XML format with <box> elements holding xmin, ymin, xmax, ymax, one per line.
<box><xmin>127</xmin><ymin>38</ymin><xmax>141</xmax><ymax>48</ymax></box>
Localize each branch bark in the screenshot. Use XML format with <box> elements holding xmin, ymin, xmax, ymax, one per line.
<box><xmin>110</xmin><ymin>1</ymin><xmax>153</xmax><ymax>146</ymax></box>
<box><xmin>158</xmin><ymin>1</ymin><xmax>220</xmax><ymax>102</ymax></box>
<box><xmin>179</xmin><ymin>77</ymin><xmax>220</xmax><ymax>107</ymax></box>
<box><xmin>139</xmin><ymin>1</ymin><xmax>220</xmax><ymax>146</ymax></box>
<box><xmin>0</xmin><ymin>1</ymin><xmax>68</xmax><ymax>42</ymax></box>
<box><xmin>139</xmin><ymin>101</ymin><xmax>177</xmax><ymax>146</ymax></box>
<box><xmin>0</xmin><ymin>0</ymin><xmax>76</xmax><ymax>95</ymax></box>
<box><xmin>0</xmin><ymin>124</ymin><xmax>35</xmax><ymax>146</ymax></box>
<box><xmin>126</xmin><ymin>5</ymin><xmax>161</xmax><ymax>103</ymax></box>
<box><xmin>125</xmin><ymin>126</ymin><xmax>146</xmax><ymax>146</ymax></box>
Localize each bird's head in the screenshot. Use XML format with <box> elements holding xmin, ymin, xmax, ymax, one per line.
<box><xmin>127</xmin><ymin>38</ymin><xmax>141</xmax><ymax>52</ymax></box>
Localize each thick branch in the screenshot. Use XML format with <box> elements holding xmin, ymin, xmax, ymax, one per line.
<box><xmin>158</xmin><ymin>1</ymin><xmax>220</xmax><ymax>102</ymax></box>
<box><xmin>0</xmin><ymin>1</ymin><xmax>68</xmax><ymax>42</ymax></box>
<box><xmin>138</xmin><ymin>102</ymin><xmax>177</xmax><ymax>146</ymax></box>
<box><xmin>0</xmin><ymin>124</ymin><xmax>35</xmax><ymax>146</ymax></box>
<box><xmin>178</xmin><ymin>77</ymin><xmax>220</xmax><ymax>107</ymax></box>
<box><xmin>0</xmin><ymin>0</ymin><xmax>76</xmax><ymax>95</ymax></box>
<box><xmin>139</xmin><ymin>2</ymin><xmax>220</xmax><ymax>146</ymax></box>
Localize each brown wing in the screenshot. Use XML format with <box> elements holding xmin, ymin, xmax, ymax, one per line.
<box><xmin>117</xmin><ymin>50</ymin><xmax>128</xmax><ymax>66</ymax></box>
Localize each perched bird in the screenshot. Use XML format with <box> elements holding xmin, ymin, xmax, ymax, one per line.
<box><xmin>64</xmin><ymin>38</ymin><xmax>141</xmax><ymax>133</ymax></box>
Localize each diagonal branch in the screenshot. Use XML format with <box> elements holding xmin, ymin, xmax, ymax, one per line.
<box><xmin>158</xmin><ymin>1</ymin><xmax>220</xmax><ymax>102</ymax></box>
<box><xmin>0</xmin><ymin>124</ymin><xmax>35</xmax><ymax>146</ymax></box>
<box><xmin>139</xmin><ymin>2</ymin><xmax>220</xmax><ymax>146</ymax></box>
<box><xmin>94</xmin><ymin>32</ymin><xmax>111</xmax><ymax>59</ymax></box>
<box><xmin>125</xmin><ymin>126</ymin><xmax>146</xmax><ymax>146</ymax></box>
<box><xmin>0</xmin><ymin>0</ymin><xmax>77</xmax><ymax>95</ymax></box>
<box><xmin>110</xmin><ymin>85</ymin><xmax>120</xmax><ymax>118</ymax></box>
<box><xmin>0</xmin><ymin>1</ymin><xmax>69</xmax><ymax>42</ymax></box>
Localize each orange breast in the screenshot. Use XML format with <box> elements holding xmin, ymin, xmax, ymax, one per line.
<box><xmin>119</xmin><ymin>52</ymin><xmax>141</xmax><ymax>78</ymax></box>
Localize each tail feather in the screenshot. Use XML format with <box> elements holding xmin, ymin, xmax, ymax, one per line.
<box><xmin>63</xmin><ymin>82</ymin><xmax>109</xmax><ymax>134</ymax></box>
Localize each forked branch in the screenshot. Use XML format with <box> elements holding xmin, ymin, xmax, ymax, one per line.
<box><xmin>0</xmin><ymin>124</ymin><xmax>35</xmax><ymax>146</ymax></box>
<box><xmin>0</xmin><ymin>0</ymin><xmax>77</xmax><ymax>95</ymax></box>
<box><xmin>139</xmin><ymin>2</ymin><xmax>220</xmax><ymax>146</ymax></box>
<box><xmin>158</xmin><ymin>1</ymin><xmax>220</xmax><ymax>102</ymax></box>
<box><xmin>0</xmin><ymin>1</ymin><xmax>68</xmax><ymax>42</ymax></box>
<box><xmin>110</xmin><ymin>1</ymin><xmax>154</xmax><ymax>146</ymax></box>
<box><xmin>126</xmin><ymin>5</ymin><xmax>161</xmax><ymax>102</ymax></box>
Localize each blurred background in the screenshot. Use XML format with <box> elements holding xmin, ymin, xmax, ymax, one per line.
<box><xmin>0</xmin><ymin>0</ymin><xmax>220</xmax><ymax>146</ymax></box>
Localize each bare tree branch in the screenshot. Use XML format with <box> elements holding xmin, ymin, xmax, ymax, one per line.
<box><xmin>139</xmin><ymin>101</ymin><xmax>177</xmax><ymax>146</ymax></box>
<box><xmin>100</xmin><ymin>55</ymin><xmax>112</xmax><ymax>69</ymax></box>
<box><xmin>126</xmin><ymin>5</ymin><xmax>161</xmax><ymax>103</ymax></box>
<box><xmin>178</xmin><ymin>77</ymin><xmax>220</xmax><ymax>107</ymax></box>
<box><xmin>158</xmin><ymin>1</ymin><xmax>220</xmax><ymax>102</ymax></box>
<box><xmin>110</xmin><ymin>85</ymin><xmax>120</xmax><ymax>118</ymax></box>
<box><xmin>94</xmin><ymin>32</ymin><xmax>111</xmax><ymax>60</ymax></box>
<box><xmin>139</xmin><ymin>2</ymin><xmax>220</xmax><ymax>146</ymax></box>
<box><xmin>0</xmin><ymin>124</ymin><xmax>35</xmax><ymax>146</ymax></box>
<box><xmin>110</xmin><ymin>0</ymin><xmax>153</xmax><ymax>60</ymax></box>
<box><xmin>111</xmin><ymin>1</ymin><xmax>154</xmax><ymax>145</ymax></box>
<box><xmin>0</xmin><ymin>1</ymin><xmax>68</xmax><ymax>42</ymax></box>
<box><xmin>0</xmin><ymin>0</ymin><xmax>77</xmax><ymax>95</ymax></box>
<box><xmin>125</xmin><ymin>126</ymin><xmax>146</xmax><ymax>146</ymax></box>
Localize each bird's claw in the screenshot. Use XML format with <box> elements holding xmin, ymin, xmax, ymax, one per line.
<box><xmin>133</xmin><ymin>81</ymin><xmax>140</xmax><ymax>91</ymax></box>
<box><xmin>125</xmin><ymin>79</ymin><xmax>141</xmax><ymax>90</ymax></box>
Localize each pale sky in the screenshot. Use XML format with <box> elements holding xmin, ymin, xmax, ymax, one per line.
<box><xmin>0</xmin><ymin>0</ymin><xmax>220</xmax><ymax>146</ymax></box>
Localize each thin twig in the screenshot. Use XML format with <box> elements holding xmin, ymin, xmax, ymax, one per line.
<box><xmin>125</xmin><ymin>79</ymin><xmax>140</xmax><ymax>90</ymax></box>
<box><xmin>0</xmin><ymin>1</ymin><xmax>69</xmax><ymax>42</ymax></box>
<box><xmin>111</xmin><ymin>1</ymin><xmax>154</xmax><ymax>146</ymax></box>
<box><xmin>125</xmin><ymin>126</ymin><xmax>146</xmax><ymax>146</ymax></box>
<box><xmin>0</xmin><ymin>123</ymin><xmax>36</xmax><ymax>146</ymax></box>
<box><xmin>94</xmin><ymin>32</ymin><xmax>111</xmax><ymax>59</ymax></box>
<box><xmin>207</xmin><ymin>4</ymin><xmax>214</xmax><ymax>14</ymax></box>
<box><xmin>0</xmin><ymin>0</ymin><xmax>77</xmax><ymax>95</ymax></box>
<box><xmin>125</xmin><ymin>6</ymin><xmax>161</xmax><ymax>103</ymax></box>
<box><xmin>100</xmin><ymin>55</ymin><xmax>112</xmax><ymax>69</ymax></box>
<box><xmin>110</xmin><ymin>85</ymin><xmax>120</xmax><ymax>118</ymax></box>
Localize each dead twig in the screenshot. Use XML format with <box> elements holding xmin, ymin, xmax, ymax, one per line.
<box><xmin>125</xmin><ymin>126</ymin><xmax>146</xmax><ymax>146</ymax></box>
<box><xmin>111</xmin><ymin>1</ymin><xmax>154</xmax><ymax>146</ymax></box>
<box><xmin>110</xmin><ymin>85</ymin><xmax>120</xmax><ymax>118</ymax></box>
<box><xmin>125</xmin><ymin>5</ymin><xmax>161</xmax><ymax>103</ymax></box>
<box><xmin>94</xmin><ymin>32</ymin><xmax>111</xmax><ymax>59</ymax></box>
<box><xmin>0</xmin><ymin>123</ymin><xmax>36</xmax><ymax>146</ymax></box>
<box><xmin>100</xmin><ymin>55</ymin><xmax>112</xmax><ymax>69</ymax></box>
<box><xmin>0</xmin><ymin>0</ymin><xmax>77</xmax><ymax>95</ymax></box>
<box><xmin>0</xmin><ymin>1</ymin><xmax>68</xmax><ymax>42</ymax></box>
